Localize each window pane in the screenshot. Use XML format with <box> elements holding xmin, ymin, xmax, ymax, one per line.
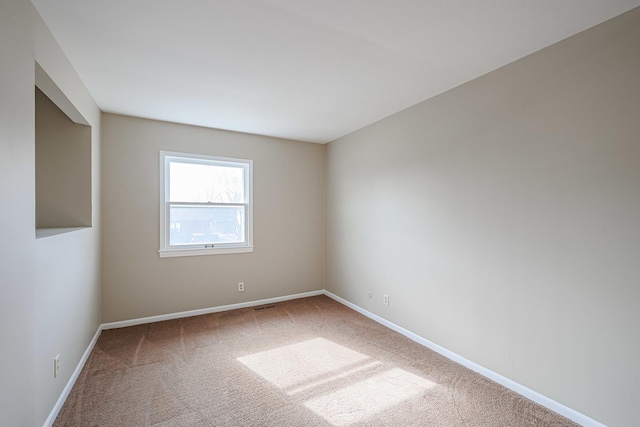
<box><xmin>169</xmin><ymin>161</ymin><xmax>245</xmax><ymax>203</ymax></box>
<box><xmin>169</xmin><ymin>205</ymin><xmax>245</xmax><ymax>246</ymax></box>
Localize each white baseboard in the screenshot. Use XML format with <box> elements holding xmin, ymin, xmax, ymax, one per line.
<box><xmin>43</xmin><ymin>325</ymin><xmax>101</xmax><ymax>427</ymax></box>
<box><xmin>101</xmin><ymin>290</ymin><xmax>324</xmax><ymax>330</ymax></box>
<box><xmin>44</xmin><ymin>290</ymin><xmax>324</xmax><ymax>426</ymax></box>
<box><xmin>323</xmin><ymin>290</ymin><xmax>605</xmax><ymax>427</ymax></box>
<box><xmin>46</xmin><ymin>289</ymin><xmax>604</xmax><ymax>427</ymax></box>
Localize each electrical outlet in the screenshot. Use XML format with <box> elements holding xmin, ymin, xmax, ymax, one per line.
<box><xmin>383</xmin><ymin>294</ymin><xmax>389</xmax><ymax>306</ymax></box>
<box><xmin>54</xmin><ymin>355</ymin><xmax>60</xmax><ymax>378</ymax></box>
<box><xmin>238</xmin><ymin>282</ymin><xmax>244</xmax><ymax>292</ymax></box>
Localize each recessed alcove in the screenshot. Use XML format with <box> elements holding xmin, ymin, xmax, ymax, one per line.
<box><xmin>35</xmin><ymin>65</ymin><xmax>92</xmax><ymax>238</ymax></box>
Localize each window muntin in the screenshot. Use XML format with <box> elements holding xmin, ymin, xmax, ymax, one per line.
<box><xmin>160</xmin><ymin>151</ymin><xmax>253</xmax><ymax>257</ymax></box>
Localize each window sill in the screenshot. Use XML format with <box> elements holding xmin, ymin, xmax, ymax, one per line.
<box><xmin>159</xmin><ymin>246</ymin><xmax>254</xmax><ymax>258</ymax></box>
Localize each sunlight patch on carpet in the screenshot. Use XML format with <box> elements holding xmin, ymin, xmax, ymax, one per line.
<box><xmin>237</xmin><ymin>337</ymin><xmax>370</xmax><ymax>390</ymax></box>
<box><xmin>287</xmin><ymin>360</ymin><xmax>382</xmax><ymax>396</ymax></box>
<box><xmin>237</xmin><ymin>337</ymin><xmax>437</xmax><ymax>426</ymax></box>
<box><xmin>304</xmin><ymin>368</ymin><xmax>436</xmax><ymax>426</ymax></box>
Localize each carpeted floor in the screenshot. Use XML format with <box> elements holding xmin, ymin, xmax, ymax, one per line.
<box><xmin>54</xmin><ymin>295</ymin><xmax>580</xmax><ymax>426</ymax></box>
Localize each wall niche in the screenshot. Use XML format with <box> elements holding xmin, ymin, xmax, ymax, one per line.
<box><xmin>35</xmin><ymin>81</ymin><xmax>91</xmax><ymax>237</ymax></box>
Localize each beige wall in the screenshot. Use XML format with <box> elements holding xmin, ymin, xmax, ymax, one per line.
<box><xmin>35</xmin><ymin>87</ymin><xmax>92</xmax><ymax>229</ymax></box>
<box><xmin>101</xmin><ymin>114</ymin><xmax>325</xmax><ymax>322</ymax></box>
<box><xmin>326</xmin><ymin>8</ymin><xmax>640</xmax><ymax>427</ymax></box>
<box><xmin>0</xmin><ymin>2</ymin><xmax>35</xmax><ymax>424</ymax></box>
<box><xmin>0</xmin><ymin>0</ymin><xmax>102</xmax><ymax>425</ymax></box>
<box><xmin>2</xmin><ymin>1</ymin><xmax>637</xmax><ymax>425</ymax></box>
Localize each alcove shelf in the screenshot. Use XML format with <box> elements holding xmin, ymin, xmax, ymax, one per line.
<box><xmin>35</xmin><ymin>67</ymin><xmax>92</xmax><ymax>238</ymax></box>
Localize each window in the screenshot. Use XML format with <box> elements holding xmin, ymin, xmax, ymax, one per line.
<box><xmin>159</xmin><ymin>151</ymin><xmax>253</xmax><ymax>257</ymax></box>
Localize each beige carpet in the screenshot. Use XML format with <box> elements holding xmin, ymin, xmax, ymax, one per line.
<box><xmin>54</xmin><ymin>295</ymin><xmax>580</xmax><ymax>426</ymax></box>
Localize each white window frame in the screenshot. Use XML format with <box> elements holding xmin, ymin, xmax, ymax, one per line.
<box><xmin>159</xmin><ymin>150</ymin><xmax>253</xmax><ymax>258</ymax></box>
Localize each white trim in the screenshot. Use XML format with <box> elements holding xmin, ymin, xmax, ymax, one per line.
<box><xmin>46</xmin><ymin>289</ymin><xmax>604</xmax><ymax>427</ymax></box>
<box><xmin>102</xmin><ymin>290</ymin><xmax>324</xmax><ymax>330</ymax></box>
<box><xmin>44</xmin><ymin>291</ymin><xmax>323</xmax><ymax>425</ymax></box>
<box><xmin>159</xmin><ymin>246</ymin><xmax>254</xmax><ymax>258</ymax></box>
<box><xmin>159</xmin><ymin>150</ymin><xmax>167</xmax><ymax>250</ymax></box>
<box><xmin>323</xmin><ymin>290</ymin><xmax>605</xmax><ymax>427</ymax></box>
<box><xmin>159</xmin><ymin>150</ymin><xmax>254</xmax><ymax>257</ymax></box>
<box><xmin>43</xmin><ymin>326</ymin><xmax>101</xmax><ymax>427</ymax></box>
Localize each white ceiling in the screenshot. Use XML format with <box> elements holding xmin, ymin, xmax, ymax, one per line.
<box><xmin>31</xmin><ymin>0</ymin><xmax>640</xmax><ymax>143</ymax></box>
